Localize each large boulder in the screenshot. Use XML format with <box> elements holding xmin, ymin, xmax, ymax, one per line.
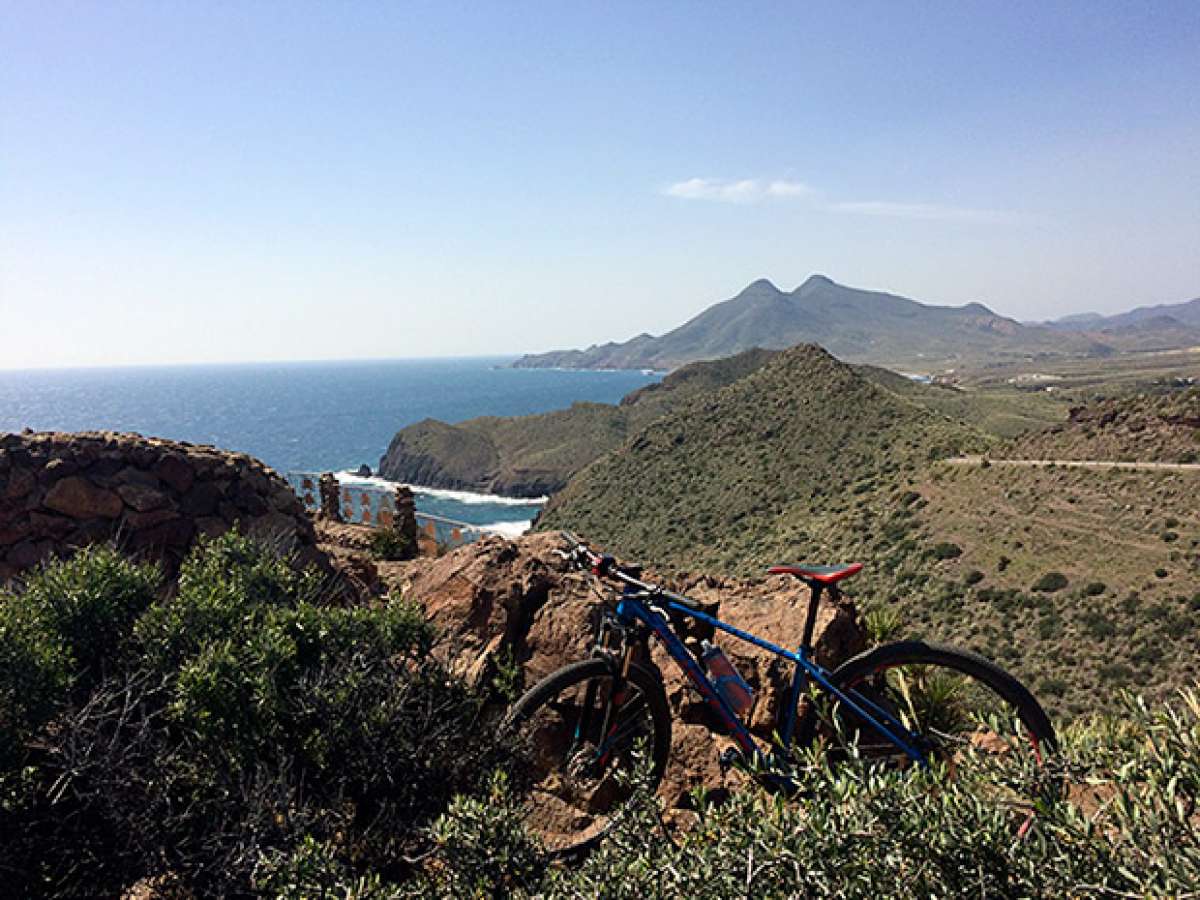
<box><xmin>389</xmin><ymin>532</ymin><xmax>867</xmax><ymax>809</ymax></box>
<box><xmin>0</xmin><ymin>431</ymin><xmax>331</xmax><ymax>582</ymax></box>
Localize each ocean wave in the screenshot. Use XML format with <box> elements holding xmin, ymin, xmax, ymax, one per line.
<box><xmin>334</xmin><ymin>472</ymin><xmax>547</xmax><ymax>506</ymax></box>
<box><xmin>477</xmin><ymin>520</ymin><xmax>534</xmax><ymax>538</ymax></box>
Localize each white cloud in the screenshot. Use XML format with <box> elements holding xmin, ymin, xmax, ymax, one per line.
<box><xmin>662</xmin><ymin>177</ymin><xmax>1016</xmax><ymax>224</ymax></box>
<box><xmin>663</xmin><ymin>177</ymin><xmax>811</xmax><ymax>203</ymax></box>
<box><xmin>828</xmin><ymin>200</ymin><xmax>1017</xmax><ymax>224</ymax></box>
<box><xmin>765</xmin><ymin>180</ymin><xmax>811</xmax><ymax>197</ymax></box>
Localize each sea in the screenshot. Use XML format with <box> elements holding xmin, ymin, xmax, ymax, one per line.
<box><xmin>0</xmin><ymin>358</ymin><xmax>661</xmax><ymax>533</ymax></box>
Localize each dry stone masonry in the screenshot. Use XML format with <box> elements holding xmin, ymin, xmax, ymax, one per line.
<box><xmin>0</xmin><ymin>431</ymin><xmax>326</xmax><ymax>583</ymax></box>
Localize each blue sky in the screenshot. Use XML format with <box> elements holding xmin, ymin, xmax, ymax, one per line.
<box><xmin>2</xmin><ymin>1</ymin><xmax>1198</xmax><ymax>367</ymax></box>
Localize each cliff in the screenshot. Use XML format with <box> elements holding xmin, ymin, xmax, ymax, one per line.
<box><xmin>377</xmin><ymin>349</ymin><xmax>778</xmax><ymax>496</ymax></box>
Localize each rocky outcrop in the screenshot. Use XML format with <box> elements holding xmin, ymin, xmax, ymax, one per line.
<box><xmin>388</xmin><ymin>532</ymin><xmax>866</xmax><ymax>809</ymax></box>
<box><xmin>377</xmin><ymin>351</ymin><xmax>782</xmax><ymax>499</ymax></box>
<box><xmin>0</xmin><ymin>431</ymin><xmax>327</xmax><ymax>582</ymax></box>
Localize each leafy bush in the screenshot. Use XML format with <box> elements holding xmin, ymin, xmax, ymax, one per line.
<box><xmin>413</xmin><ymin>691</ymin><xmax>1200</xmax><ymax>898</ymax></box>
<box><xmin>1083</xmin><ymin>581</ymin><xmax>1107</xmax><ymax>596</ymax></box>
<box><xmin>369</xmin><ymin>526</ymin><xmax>414</xmax><ymax>561</ymax></box>
<box><xmin>963</xmin><ymin>569</ymin><xmax>984</xmax><ymax>586</ymax></box>
<box><xmin>0</xmin><ymin>532</ymin><xmax>502</xmax><ymax>897</ymax></box>
<box><xmin>0</xmin><ymin>545</ymin><xmax>159</xmax><ymax>770</ymax></box>
<box><xmin>929</xmin><ymin>542</ymin><xmax>962</xmax><ymax>561</ymax></box>
<box><xmin>1081</xmin><ymin>610</ymin><xmax>1116</xmax><ymax>639</ymax></box>
<box><xmin>1032</xmin><ymin>571</ymin><xmax>1069</xmax><ymax>593</ymax></box>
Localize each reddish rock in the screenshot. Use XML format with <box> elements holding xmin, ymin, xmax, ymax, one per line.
<box><xmin>0</xmin><ymin>514</ymin><xmax>31</xmax><ymax>545</ymax></box>
<box><xmin>153</xmin><ymin>454</ymin><xmax>195</xmax><ymax>494</ymax></box>
<box><xmin>392</xmin><ymin>532</ymin><xmax>563</xmax><ymax>684</ymax></box>
<box><xmin>118</xmin><ymin>483</ymin><xmax>168</xmax><ymax>512</ymax></box>
<box><xmin>130</xmin><ymin>518</ymin><xmax>195</xmax><ymax>553</ymax></box>
<box><xmin>3</xmin><ymin>467</ymin><xmax>36</xmax><ymax>500</ymax></box>
<box><xmin>123</xmin><ymin>508</ymin><xmax>181</xmax><ymax>530</ymax></box>
<box><xmin>6</xmin><ymin>540</ymin><xmax>49</xmax><ymax>568</ymax></box>
<box><xmin>28</xmin><ymin>512</ymin><xmax>74</xmax><ymax>540</ymax></box>
<box><xmin>44</xmin><ymin>458</ymin><xmax>80</xmax><ymax>478</ymax></box>
<box><xmin>388</xmin><ymin>532</ymin><xmax>866</xmax><ymax>809</ymax></box>
<box><xmin>180</xmin><ymin>482</ymin><xmax>222</xmax><ymax>517</ymax></box>
<box><xmin>44</xmin><ymin>476</ymin><xmax>124</xmax><ymax>519</ymax></box>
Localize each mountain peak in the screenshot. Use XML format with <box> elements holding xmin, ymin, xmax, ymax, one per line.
<box><xmin>799</xmin><ymin>273</ymin><xmax>836</xmax><ymax>289</ymax></box>
<box><xmin>738</xmin><ymin>278</ymin><xmax>783</xmax><ymax>297</ymax></box>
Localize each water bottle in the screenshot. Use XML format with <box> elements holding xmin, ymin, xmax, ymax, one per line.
<box><xmin>700</xmin><ymin>641</ymin><xmax>754</xmax><ymax>716</ymax></box>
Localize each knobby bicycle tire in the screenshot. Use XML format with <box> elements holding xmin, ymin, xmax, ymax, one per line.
<box><xmin>811</xmin><ymin>640</ymin><xmax>1061</xmax><ymax>828</ymax></box>
<box><xmin>504</xmin><ymin>658</ymin><xmax>672</xmax><ymax>858</ymax></box>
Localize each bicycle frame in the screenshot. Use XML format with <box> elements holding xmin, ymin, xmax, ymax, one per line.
<box><xmin>611</xmin><ymin>583</ymin><xmax>930</xmax><ymax>772</ymax></box>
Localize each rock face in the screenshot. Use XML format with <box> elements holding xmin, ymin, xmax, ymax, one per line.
<box><xmin>390</xmin><ymin>532</ymin><xmax>866</xmax><ymax>809</ymax></box>
<box><xmin>0</xmin><ymin>431</ymin><xmax>327</xmax><ymax>582</ymax></box>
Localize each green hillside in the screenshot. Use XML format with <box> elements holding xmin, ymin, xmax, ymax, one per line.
<box><xmin>538</xmin><ymin>344</ymin><xmax>990</xmax><ymax>574</ymax></box>
<box><xmin>377</xmin><ymin>349</ymin><xmax>777</xmax><ymax>496</ymax></box>
<box><xmin>1006</xmin><ymin>387</ymin><xmax>1200</xmax><ymax>462</ymax></box>
<box><xmin>538</xmin><ymin>346</ymin><xmax>1200</xmax><ymax>718</ymax></box>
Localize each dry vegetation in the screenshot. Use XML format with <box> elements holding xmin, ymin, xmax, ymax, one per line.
<box><xmin>1006</xmin><ymin>387</ymin><xmax>1200</xmax><ymax>463</ymax></box>
<box><xmin>904</xmin><ymin>461</ymin><xmax>1200</xmax><ymax>717</ymax></box>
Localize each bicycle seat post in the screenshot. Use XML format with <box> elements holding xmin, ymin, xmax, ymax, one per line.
<box><xmin>799</xmin><ymin>580</ymin><xmax>824</xmax><ymax>652</ymax></box>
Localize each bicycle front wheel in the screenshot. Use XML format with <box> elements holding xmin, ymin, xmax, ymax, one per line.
<box><xmin>503</xmin><ymin>658</ymin><xmax>672</xmax><ymax>857</ymax></box>
<box><xmin>821</xmin><ymin>641</ymin><xmax>1058</xmax><ymax>825</ymax></box>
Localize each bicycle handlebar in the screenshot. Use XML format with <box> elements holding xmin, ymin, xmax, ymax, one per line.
<box><xmin>558</xmin><ymin>531</ymin><xmax>699</xmax><ymax>609</ymax></box>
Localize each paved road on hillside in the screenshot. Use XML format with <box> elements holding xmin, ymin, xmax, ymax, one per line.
<box><xmin>945</xmin><ymin>456</ymin><xmax>1200</xmax><ymax>472</ymax></box>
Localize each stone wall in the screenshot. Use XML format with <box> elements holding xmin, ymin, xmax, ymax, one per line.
<box><xmin>0</xmin><ymin>431</ymin><xmax>326</xmax><ymax>583</ymax></box>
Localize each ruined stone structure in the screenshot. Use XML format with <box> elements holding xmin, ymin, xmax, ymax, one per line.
<box><xmin>0</xmin><ymin>431</ymin><xmax>327</xmax><ymax>582</ymax></box>
<box><xmin>393</xmin><ymin>484</ymin><xmax>418</xmax><ymax>559</ymax></box>
<box><xmin>318</xmin><ymin>473</ymin><xmax>343</xmax><ymax>522</ymax></box>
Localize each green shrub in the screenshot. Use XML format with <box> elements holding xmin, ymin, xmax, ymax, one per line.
<box><xmin>963</xmin><ymin>569</ymin><xmax>984</xmax><ymax>586</ymax></box>
<box><xmin>413</xmin><ymin>691</ymin><xmax>1200</xmax><ymax>898</ymax></box>
<box><xmin>1037</xmin><ymin>676</ymin><xmax>1068</xmax><ymax>697</ymax></box>
<box><xmin>0</xmin><ymin>590</ymin><xmax>70</xmax><ymax>770</ymax></box>
<box><xmin>369</xmin><ymin>526</ymin><xmax>414</xmax><ymax>561</ymax></box>
<box><xmin>1098</xmin><ymin>663</ymin><xmax>1134</xmax><ymax>685</ymax></box>
<box><xmin>1032</xmin><ymin>571</ymin><xmax>1069</xmax><ymax>593</ymax></box>
<box><xmin>929</xmin><ymin>542</ymin><xmax>962</xmax><ymax>561</ymax></box>
<box><xmin>1036</xmin><ymin>614</ymin><xmax>1062</xmax><ymax>640</ymax></box>
<box><xmin>863</xmin><ymin>604</ymin><xmax>905</xmax><ymax>644</ymax></box>
<box><xmin>0</xmin><ymin>545</ymin><xmax>159</xmax><ymax>770</ymax></box>
<box><xmin>1083</xmin><ymin>581</ymin><xmax>1107</xmax><ymax>597</ymax></box>
<box><xmin>1161</xmin><ymin>530</ymin><xmax>1179</xmax><ymax>543</ymax></box>
<box><xmin>0</xmin><ymin>532</ymin><xmax>502</xmax><ymax>898</ymax></box>
<box><xmin>1081</xmin><ymin>611</ymin><xmax>1116</xmax><ymax>639</ymax></box>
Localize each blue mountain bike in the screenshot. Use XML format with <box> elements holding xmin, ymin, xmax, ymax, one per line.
<box><xmin>504</xmin><ymin>532</ymin><xmax>1057</xmax><ymax>856</ymax></box>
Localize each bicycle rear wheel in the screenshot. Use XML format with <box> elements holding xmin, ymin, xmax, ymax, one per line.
<box><xmin>503</xmin><ymin>658</ymin><xmax>672</xmax><ymax>857</ymax></box>
<box><xmin>820</xmin><ymin>641</ymin><xmax>1059</xmax><ymax>826</ymax></box>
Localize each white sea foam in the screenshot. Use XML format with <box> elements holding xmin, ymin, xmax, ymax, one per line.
<box><xmin>477</xmin><ymin>520</ymin><xmax>534</xmax><ymax>538</ymax></box>
<box><xmin>333</xmin><ymin>472</ymin><xmax>547</xmax><ymax>506</ymax></box>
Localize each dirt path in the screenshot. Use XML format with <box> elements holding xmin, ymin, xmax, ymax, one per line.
<box><xmin>944</xmin><ymin>456</ymin><xmax>1200</xmax><ymax>472</ymax></box>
